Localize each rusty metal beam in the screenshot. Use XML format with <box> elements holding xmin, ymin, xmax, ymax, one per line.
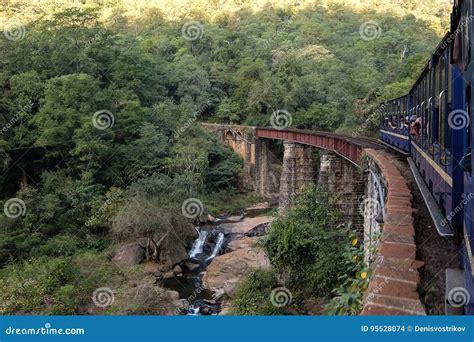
<box><xmin>255</xmin><ymin>128</ymin><xmax>368</xmax><ymax>166</ymax></box>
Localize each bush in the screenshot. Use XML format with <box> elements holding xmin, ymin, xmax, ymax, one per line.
<box><xmin>262</xmin><ymin>185</ymin><xmax>347</xmax><ymax>296</ymax></box>
<box><xmin>0</xmin><ymin>256</ymin><xmax>78</xmax><ymax>314</ymax></box>
<box><xmin>325</xmin><ymin>231</ymin><xmax>379</xmax><ymax>315</ymax></box>
<box><xmin>231</xmin><ymin>269</ymin><xmax>289</xmax><ymax>315</ymax></box>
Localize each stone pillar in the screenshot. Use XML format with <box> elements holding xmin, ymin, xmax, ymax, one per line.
<box><xmin>278</xmin><ymin>141</ymin><xmax>315</xmax><ymax>214</ymax></box>
<box><xmin>317</xmin><ymin>151</ymin><xmax>366</xmax><ymax>234</ymax></box>
<box><xmin>255</xmin><ymin>139</ymin><xmax>282</xmax><ymax>203</ymax></box>
<box><xmin>256</xmin><ymin>139</ymin><xmax>269</xmax><ymax>196</ymax></box>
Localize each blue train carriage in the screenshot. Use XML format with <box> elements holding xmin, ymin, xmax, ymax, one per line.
<box><xmin>452</xmin><ymin>0</ymin><xmax>474</xmax><ymax>314</ymax></box>
<box><xmin>379</xmin><ymin>95</ymin><xmax>410</xmax><ymax>153</ymax></box>
<box><xmin>408</xmin><ymin>29</ymin><xmax>466</xmax><ymax>239</ymax></box>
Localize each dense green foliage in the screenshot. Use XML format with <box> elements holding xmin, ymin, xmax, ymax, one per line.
<box><xmin>232</xmin><ymin>186</ymin><xmax>366</xmax><ymax>315</ymax></box>
<box><xmin>263</xmin><ymin>185</ymin><xmax>346</xmax><ymax>296</ymax></box>
<box><xmin>324</xmin><ymin>231</ymin><xmax>372</xmax><ymax>315</ymax></box>
<box><xmin>231</xmin><ymin>269</ymin><xmax>289</xmax><ymax>315</ymax></box>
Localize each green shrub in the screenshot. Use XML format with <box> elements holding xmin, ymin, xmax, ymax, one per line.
<box><xmin>231</xmin><ymin>269</ymin><xmax>289</xmax><ymax>315</ymax></box>
<box><xmin>51</xmin><ymin>285</ymin><xmax>79</xmax><ymax>315</ymax></box>
<box><xmin>324</xmin><ymin>231</ymin><xmax>374</xmax><ymax>315</ymax></box>
<box><xmin>0</xmin><ymin>256</ymin><xmax>78</xmax><ymax>314</ymax></box>
<box><xmin>263</xmin><ymin>185</ymin><xmax>347</xmax><ymax>296</ymax></box>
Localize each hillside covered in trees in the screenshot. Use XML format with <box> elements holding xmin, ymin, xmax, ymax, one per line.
<box><xmin>0</xmin><ymin>0</ymin><xmax>449</xmax><ymax>314</ymax></box>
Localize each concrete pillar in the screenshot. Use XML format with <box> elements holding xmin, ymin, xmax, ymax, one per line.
<box><xmin>317</xmin><ymin>151</ymin><xmax>366</xmax><ymax>234</ymax></box>
<box><xmin>278</xmin><ymin>141</ymin><xmax>315</xmax><ymax>214</ymax></box>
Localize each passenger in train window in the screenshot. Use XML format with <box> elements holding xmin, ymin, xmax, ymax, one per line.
<box><xmin>388</xmin><ymin>116</ymin><xmax>397</xmax><ymax>129</ymax></box>
<box><xmin>410</xmin><ymin>117</ymin><xmax>422</xmax><ymax>137</ymax></box>
<box><xmin>402</xmin><ymin>116</ymin><xmax>409</xmax><ymax>129</ymax></box>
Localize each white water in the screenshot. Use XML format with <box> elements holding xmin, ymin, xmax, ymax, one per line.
<box><xmin>206</xmin><ymin>233</ymin><xmax>225</xmax><ymax>262</ymax></box>
<box><xmin>189</xmin><ymin>229</ymin><xmax>208</xmax><ymax>258</ymax></box>
<box><xmin>187</xmin><ymin>305</ymin><xmax>201</xmax><ymax>316</ymax></box>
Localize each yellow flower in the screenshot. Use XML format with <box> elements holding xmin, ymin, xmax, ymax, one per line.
<box><xmin>352</xmin><ymin>238</ymin><xmax>358</xmax><ymax>246</ymax></box>
<box><xmin>360</xmin><ymin>272</ymin><xmax>368</xmax><ymax>279</ymax></box>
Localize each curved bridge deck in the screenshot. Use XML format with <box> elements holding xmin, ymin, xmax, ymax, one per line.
<box><xmin>255</xmin><ymin>128</ymin><xmax>385</xmax><ymax>166</ymax></box>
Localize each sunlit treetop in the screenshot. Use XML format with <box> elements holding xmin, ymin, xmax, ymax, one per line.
<box><xmin>0</xmin><ymin>0</ymin><xmax>451</xmax><ymax>35</ymax></box>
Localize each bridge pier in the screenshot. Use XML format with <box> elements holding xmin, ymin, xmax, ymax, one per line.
<box><xmin>255</xmin><ymin>140</ymin><xmax>281</xmax><ymax>201</ymax></box>
<box><xmin>278</xmin><ymin>141</ymin><xmax>315</xmax><ymax>214</ymax></box>
<box><xmin>317</xmin><ymin>151</ymin><xmax>366</xmax><ymax>234</ymax></box>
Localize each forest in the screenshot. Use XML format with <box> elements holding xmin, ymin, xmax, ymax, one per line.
<box><xmin>0</xmin><ymin>0</ymin><xmax>449</xmax><ymax>314</ymax></box>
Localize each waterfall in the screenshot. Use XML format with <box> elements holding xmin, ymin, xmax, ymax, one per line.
<box><xmin>189</xmin><ymin>229</ymin><xmax>208</xmax><ymax>258</ymax></box>
<box><xmin>206</xmin><ymin>233</ymin><xmax>225</xmax><ymax>262</ymax></box>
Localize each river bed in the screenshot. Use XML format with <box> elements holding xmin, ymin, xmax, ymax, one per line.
<box><xmin>162</xmin><ymin>211</ymin><xmax>273</xmax><ymax>315</ymax></box>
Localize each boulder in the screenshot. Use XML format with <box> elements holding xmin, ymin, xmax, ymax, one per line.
<box><xmin>112</xmin><ymin>242</ymin><xmax>146</xmax><ymax>268</ymax></box>
<box><xmin>173</xmin><ymin>265</ymin><xmax>183</xmax><ymax>275</ymax></box>
<box><xmin>207</xmin><ymin>214</ymin><xmax>216</xmax><ymax>223</ymax></box>
<box><xmin>222</xmin><ymin>216</ymin><xmax>273</xmax><ymax>235</ymax></box>
<box><xmin>164</xmin><ymin>290</ymin><xmax>180</xmax><ymax>301</ymax></box>
<box><xmin>162</xmin><ymin>271</ymin><xmax>175</xmax><ymax>279</ymax></box>
<box><xmin>200</xmin><ymin>306</ymin><xmax>211</xmax><ymax>315</ymax></box>
<box><xmin>226</xmin><ymin>236</ymin><xmax>257</xmax><ymax>251</ymax></box>
<box><xmin>245</xmin><ymin>203</ymin><xmax>272</xmax><ymax>216</ymax></box>
<box><xmin>202</xmin><ymin>247</ymin><xmax>271</xmax><ymax>298</ymax></box>
<box><xmin>184</xmin><ymin>262</ymin><xmax>200</xmax><ymax>271</ymax></box>
<box><xmin>245</xmin><ymin>223</ymin><xmax>269</xmax><ymax>237</ymax></box>
<box><xmin>220</xmin><ymin>215</ymin><xmax>245</xmax><ymax>224</ymax></box>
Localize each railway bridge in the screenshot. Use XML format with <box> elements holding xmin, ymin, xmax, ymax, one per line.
<box><xmin>202</xmin><ymin>123</ymin><xmax>425</xmax><ymax>316</ymax></box>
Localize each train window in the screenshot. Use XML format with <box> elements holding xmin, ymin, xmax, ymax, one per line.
<box><xmin>398</xmin><ymin>100</ymin><xmax>401</xmax><ymax>128</ymax></box>
<box><xmin>439</xmin><ymin>59</ymin><xmax>447</xmax><ymax>149</ymax></box>
<box><xmin>468</xmin><ymin>88</ymin><xmax>472</xmax><ymax>175</ymax></box>
<box><xmin>434</xmin><ymin>62</ymin><xmax>440</xmax><ymax>108</ymax></box>
<box><xmin>448</xmin><ymin>61</ymin><xmax>453</xmax><ymax>103</ymax></box>
<box><xmin>463</xmin><ymin>2</ymin><xmax>471</xmax><ymax>69</ymax></box>
<box><xmin>428</xmin><ymin>68</ymin><xmax>433</xmax><ymax>145</ymax></box>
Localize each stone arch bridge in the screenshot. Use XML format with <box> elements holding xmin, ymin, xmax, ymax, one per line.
<box><xmin>202</xmin><ymin>123</ymin><xmax>425</xmax><ymax>316</ymax></box>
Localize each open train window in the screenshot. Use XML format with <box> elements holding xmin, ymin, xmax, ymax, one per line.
<box><xmin>428</xmin><ymin>68</ymin><xmax>434</xmax><ymax>146</ymax></box>
<box><xmin>462</xmin><ymin>1</ymin><xmax>471</xmax><ymax>70</ymax></box>
<box><xmin>467</xmin><ymin>86</ymin><xmax>472</xmax><ymax>175</ymax></box>
<box><xmin>439</xmin><ymin>55</ymin><xmax>448</xmax><ymax>149</ymax></box>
